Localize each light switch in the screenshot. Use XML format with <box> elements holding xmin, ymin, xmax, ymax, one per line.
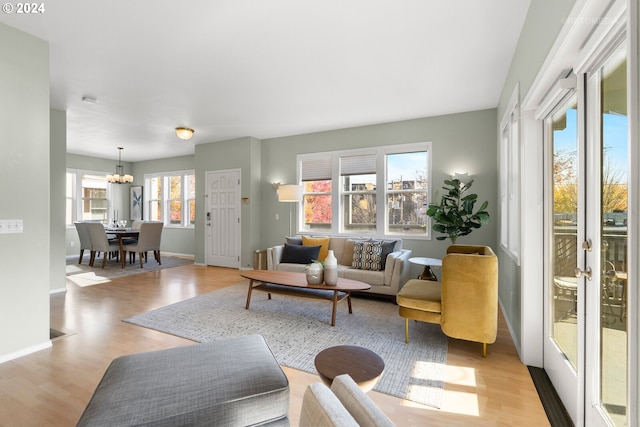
<box><xmin>0</xmin><ymin>219</ymin><xmax>23</xmax><ymax>234</ymax></box>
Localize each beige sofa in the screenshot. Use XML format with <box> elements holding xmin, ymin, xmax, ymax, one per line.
<box><xmin>266</xmin><ymin>236</ymin><xmax>412</xmax><ymax>296</ymax></box>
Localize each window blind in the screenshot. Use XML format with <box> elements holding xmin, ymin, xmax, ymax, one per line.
<box><xmin>340</xmin><ymin>154</ymin><xmax>376</xmax><ymax>176</ymax></box>
<box><xmin>301</xmin><ymin>158</ymin><xmax>332</xmax><ymax>181</ymax></box>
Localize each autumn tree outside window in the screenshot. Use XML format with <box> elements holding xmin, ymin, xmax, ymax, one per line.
<box><xmin>144</xmin><ymin>171</ymin><xmax>195</xmax><ymax>227</ymax></box>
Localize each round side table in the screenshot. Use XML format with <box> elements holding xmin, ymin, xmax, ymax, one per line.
<box><xmin>314</xmin><ymin>345</ymin><xmax>384</xmax><ymax>392</ymax></box>
<box><xmin>409</xmin><ymin>257</ymin><xmax>442</xmax><ymax>281</ymax></box>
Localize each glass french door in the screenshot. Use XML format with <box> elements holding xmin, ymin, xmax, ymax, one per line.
<box><xmin>584</xmin><ymin>43</ymin><xmax>628</xmax><ymax>427</ymax></box>
<box><xmin>544</xmin><ymin>42</ymin><xmax>628</xmax><ymax>426</ymax></box>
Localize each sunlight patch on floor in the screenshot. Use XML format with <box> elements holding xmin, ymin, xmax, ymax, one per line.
<box><xmin>439</xmin><ymin>365</ymin><xmax>480</xmax><ymax>416</ymax></box>
<box><xmin>66</xmin><ymin>273</ymin><xmax>111</xmax><ymax>287</ymax></box>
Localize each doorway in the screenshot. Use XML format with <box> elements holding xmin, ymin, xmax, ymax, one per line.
<box><xmin>205</xmin><ymin>169</ymin><xmax>240</xmax><ymax>268</ymax></box>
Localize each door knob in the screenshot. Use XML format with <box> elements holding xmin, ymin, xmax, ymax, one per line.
<box><xmin>581</xmin><ymin>240</ymin><xmax>592</xmax><ymax>252</ymax></box>
<box><xmin>574</xmin><ymin>267</ymin><xmax>592</xmax><ymax>280</ymax></box>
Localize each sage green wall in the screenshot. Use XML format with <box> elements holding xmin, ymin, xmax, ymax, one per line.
<box><xmin>194</xmin><ymin>137</ymin><xmax>262</xmax><ymax>266</ymax></box>
<box><xmin>133</xmin><ymin>155</ymin><xmax>196</xmax><ymax>256</ymax></box>
<box><xmin>495</xmin><ymin>0</ymin><xmax>576</xmax><ymax>350</ymax></box>
<box><xmin>0</xmin><ymin>23</ymin><xmax>50</xmax><ymax>359</ymax></box>
<box><xmin>260</xmin><ymin>109</ymin><xmax>498</xmax><ymax>273</ymax></box>
<box><xmin>50</xmin><ymin>109</ymin><xmax>67</xmax><ymax>292</ymax></box>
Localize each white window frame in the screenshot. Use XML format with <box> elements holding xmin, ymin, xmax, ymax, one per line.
<box><xmin>297</xmin><ymin>142</ymin><xmax>431</xmax><ymax>238</ymax></box>
<box><xmin>144</xmin><ymin>170</ymin><xmax>195</xmax><ymax>228</ymax></box>
<box><xmin>500</xmin><ymin>83</ymin><xmax>521</xmax><ymax>264</ymax></box>
<box><xmin>66</xmin><ymin>169</ymin><xmax>111</xmax><ymax>226</ymax></box>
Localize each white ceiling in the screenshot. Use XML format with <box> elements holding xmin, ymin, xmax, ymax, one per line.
<box><xmin>0</xmin><ymin>0</ymin><xmax>530</xmax><ymax>162</ymax></box>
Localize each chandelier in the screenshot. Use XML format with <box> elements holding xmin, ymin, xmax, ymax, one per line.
<box><xmin>107</xmin><ymin>147</ymin><xmax>133</xmax><ymax>184</ymax></box>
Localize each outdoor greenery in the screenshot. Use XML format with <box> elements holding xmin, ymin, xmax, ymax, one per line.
<box><xmin>426</xmin><ymin>178</ymin><xmax>490</xmax><ymax>244</ymax></box>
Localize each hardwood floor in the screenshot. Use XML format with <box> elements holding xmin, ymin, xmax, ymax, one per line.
<box><xmin>0</xmin><ymin>265</ymin><xmax>549</xmax><ymax>426</ymax></box>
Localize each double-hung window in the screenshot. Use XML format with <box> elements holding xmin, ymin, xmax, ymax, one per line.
<box><xmin>298</xmin><ymin>142</ymin><xmax>431</xmax><ymax>238</ymax></box>
<box><xmin>66</xmin><ymin>170</ymin><xmax>110</xmax><ymax>225</ymax></box>
<box><xmin>145</xmin><ymin>171</ymin><xmax>195</xmax><ymax>227</ymax></box>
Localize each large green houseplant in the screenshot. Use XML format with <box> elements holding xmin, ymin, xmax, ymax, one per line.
<box><xmin>426</xmin><ymin>178</ymin><xmax>490</xmax><ymax>244</ymax></box>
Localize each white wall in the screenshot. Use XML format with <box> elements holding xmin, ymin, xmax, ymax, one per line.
<box><xmin>0</xmin><ymin>23</ymin><xmax>51</xmax><ymax>359</ymax></box>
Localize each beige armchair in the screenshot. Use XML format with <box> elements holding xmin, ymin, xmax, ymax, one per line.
<box><xmin>396</xmin><ymin>245</ymin><xmax>498</xmax><ymax>357</ymax></box>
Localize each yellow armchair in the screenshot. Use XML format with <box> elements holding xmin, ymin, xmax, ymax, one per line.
<box><xmin>396</xmin><ymin>245</ymin><xmax>498</xmax><ymax>357</ymax></box>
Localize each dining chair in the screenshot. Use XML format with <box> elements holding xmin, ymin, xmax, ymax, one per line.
<box><xmin>126</xmin><ymin>222</ymin><xmax>164</xmax><ymax>268</ymax></box>
<box><xmin>74</xmin><ymin>222</ymin><xmax>93</xmax><ymax>264</ymax></box>
<box><xmin>122</xmin><ymin>220</ymin><xmax>144</xmax><ymax>257</ymax></box>
<box><xmin>86</xmin><ymin>222</ymin><xmax>121</xmax><ymax>268</ymax></box>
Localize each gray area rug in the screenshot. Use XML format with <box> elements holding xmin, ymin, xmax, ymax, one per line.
<box><xmin>124</xmin><ymin>283</ymin><xmax>448</xmax><ymax>408</ymax></box>
<box><xmin>66</xmin><ymin>255</ymin><xmax>193</xmax><ymax>286</ymax></box>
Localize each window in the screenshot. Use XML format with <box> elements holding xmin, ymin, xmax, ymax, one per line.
<box><xmin>66</xmin><ymin>170</ymin><xmax>110</xmax><ymax>226</ymax></box>
<box><xmin>299</xmin><ymin>142</ymin><xmax>431</xmax><ymax>238</ymax></box>
<box><xmin>500</xmin><ymin>84</ymin><xmax>521</xmax><ymax>264</ymax></box>
<box><xmin>144</xmin><ymin>171</ymin><xmax>195</xmax><ymax>227</ymax></box>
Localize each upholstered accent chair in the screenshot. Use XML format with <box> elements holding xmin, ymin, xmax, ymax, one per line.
<box><xmin>396</xmin><ymin>244</ymin><xmax>498</xmax><ymax>357</ymax></box>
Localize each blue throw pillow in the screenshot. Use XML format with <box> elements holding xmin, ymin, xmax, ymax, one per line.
<box><xmin>280</xmin><ymin>243</ymin><xmax>321</xmax><ymax>264</ymax></box>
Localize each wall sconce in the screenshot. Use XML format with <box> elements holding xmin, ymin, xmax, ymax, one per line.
<box><xmin>451</xmin><ymin>172</ymin><xmax>473</xmax><ymax>186</ymax></box>
<box><xmin>272</xmin><ymin>182</ymin><xmax>281</xmax><ymax>191</ymax></box>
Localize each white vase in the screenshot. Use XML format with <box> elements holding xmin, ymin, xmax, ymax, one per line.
<box><xmin>324</xmin><ymin>250</ymin><xmax>338</xmax><ymax>285</ymax></box>
<box><xmin>306</xmin><ymin>262</ymin><xmax>324</xmax><ymax>285</ymax></box>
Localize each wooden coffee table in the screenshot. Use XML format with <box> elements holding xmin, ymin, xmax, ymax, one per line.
<box><xmin>241</xmin><ymin>270</ymin><xmax>370</xmax><ymax>326</ymax></box>
<box><xmin>314</xmin><ymin>345</ymin><xmax>385</xmax><ymax>392</ymax></box>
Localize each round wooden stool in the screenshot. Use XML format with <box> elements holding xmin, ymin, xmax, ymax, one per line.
<box><xmin>314</xmin><ymin>345</ymin><xmax>384</xmax><ymax>392</ymax></box>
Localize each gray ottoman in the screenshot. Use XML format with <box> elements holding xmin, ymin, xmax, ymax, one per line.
<box><xmin>77</xmin><ymin>334</ymin><xmax>290</xmax><ymax>426</ymax></box>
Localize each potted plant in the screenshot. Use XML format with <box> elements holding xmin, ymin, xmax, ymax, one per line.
<box><xmin>426</xmin><ymin>178</ymin><xmax>490</xmax><ymax>244</ymax></box>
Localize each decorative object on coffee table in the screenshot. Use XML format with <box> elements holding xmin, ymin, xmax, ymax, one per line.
<box><xmin>324</xmin><ymin>249</ymin><xmax>338</xmax><ymax>285</ymax></box>
<box><xmin>314</xmin><ymin>345</ymin><xmax>385</xmax><ymax>392</ymax></box>
<box><xmin>306</xmin><ymin>261</ymin><xmax>324</xmax><ymax>284</ymax></box>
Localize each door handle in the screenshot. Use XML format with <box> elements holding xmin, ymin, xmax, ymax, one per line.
<box><xmin>574</xmin><ymin>267</ymin><xmax>592</xmax><ymax>280</ymax></box>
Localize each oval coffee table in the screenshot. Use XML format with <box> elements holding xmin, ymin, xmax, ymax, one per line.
<box><xmin>314</xmin><ymin>345</ymin><xmax>384</xmax><ymax>392</ymax></box>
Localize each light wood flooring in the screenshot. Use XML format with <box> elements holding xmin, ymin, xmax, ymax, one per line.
<box><xmin>0</xmin><ymin>265</ymin><xmax>549</xmax><ymax>426</ymax></box>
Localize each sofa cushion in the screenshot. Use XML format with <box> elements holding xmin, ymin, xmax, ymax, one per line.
<box><xmin>340</xmin><ymin>239</ymin><xmax>359</xmax><ymax>266</ymax></box>
<box><xmin>76</xmin><ymin>335</ymin><xmax>289</xmax><ymax>427</ymax></box>
<box><xmin>280</xmin><ymin>243</ymin><xmax>321</xmax><ymax>264</ymax></box>
<box><xmin>302</xmin><ymin>236</ymin><xmax>331</xmax><ymax>261</ymax></box>
<box><xmin>285</xmin><ymin>236</ymin><xmax>302</xmax><ymax>245</ymax></box>
<box><xmin>352</xmin><ymin>240</ymin><xmax>383</xmax><ymax>271</ymax></box>
<box><xmin>372</xmin><ymin>239</ymin><xmax>398</xmax><ymax>270</ymax></box>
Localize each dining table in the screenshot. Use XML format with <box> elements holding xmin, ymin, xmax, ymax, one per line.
<box><xmin>106</xmin><ymin>229</ymin><xmax>140</xmax><ymax>268</ymax></box>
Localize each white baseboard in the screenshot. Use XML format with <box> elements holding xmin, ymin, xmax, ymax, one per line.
<box><xmin>0</xmin><ymin>341</ymin><xmax>52</xmax><ymax>365</ymax></box>
<box><xmin>498</xmin><ymin>297</ymin><xmax>522</xmax><ymax>360</ymax></box>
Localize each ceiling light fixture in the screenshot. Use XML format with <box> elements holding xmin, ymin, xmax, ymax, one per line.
<box><xmin>175</xmin><ymin>127</ymin><xmax>195</xmax><ymax>140</ymax></box>
<box><xmin>82</xmin><ymin>95</ymin><xmax>97</xmax><ymax>104</ymax></box>
<box><xmin>107</xmin><ymin>147</ymin><xmax>133</xmax><ymax>184</ymax></box>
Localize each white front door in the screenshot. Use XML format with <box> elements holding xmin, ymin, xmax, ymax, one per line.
<box><xmin>205</xmin><ymin>169</ymin><xmax>240</xmax><ymax>268</ymax></box>
<box><xmin>542</xmin><ymin>28</ymin><xmax>630</xmax><ymax>427</ymax></box>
